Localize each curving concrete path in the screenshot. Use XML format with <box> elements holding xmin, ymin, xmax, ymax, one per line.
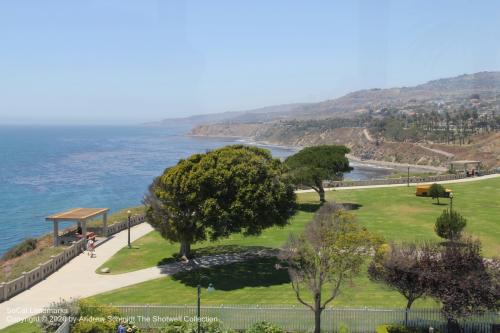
<box><xmin>0</xmin><ymin>173</ymin><xmax>498</xmax><ymax>329</ymax></box>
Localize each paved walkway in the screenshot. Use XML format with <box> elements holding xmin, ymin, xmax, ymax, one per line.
<box><xmin>296</xmin><ymin>173</ymin><xmax>500</xmax><ymax>193</ymax></box>
<box><xmin>0</xmin><ymin>223</ymin><xmax>154</xmax><ymax>328</ymax></box>
<box><xmin>0</xmin><ymin>221</ymin><xmax>275</xmax><ymax>329</ymax></box>
<box><xmin>0</xmin><ymin>173</ymin><xmax>498</xmax><ymax>329</ymax></box>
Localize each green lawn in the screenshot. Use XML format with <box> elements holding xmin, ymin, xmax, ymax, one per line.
<box><xmin>90</xmin><ymin>258</ymin><xmax>439</xmax><ymax>308</ymax></box>
<box><xmin>0</xmin><ymin>322</ymin><xmax>42</xmax><ymax>333</ymax></box>
<box><xmin>91</xmin><ymin>177</ymin><xmax>499</xmax><ymax>307</ymax></box>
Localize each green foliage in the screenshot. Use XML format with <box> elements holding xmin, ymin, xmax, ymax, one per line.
<box><xmin>428</xmin><ymin>184</ymin><xmax>445</xmax><ymax>204</ymax></box>
<box><xmin>338</xmin><ymin>323</ymin><xmax>351</xmax><ymax>333</ymax></box>
<box><xmin>2</xmin><ymin>238</ymin><xmax>37</xmax><ymax>260</ymax></box>
<box><xmin>368</xmin><ymin>243</ymin><xmax>428</xmax><ymax>310</ymax></box>
<box><xmin>285</xmin><ymin>145</ymin><xmax>351</xmax><ymax>202</ymax></box>
<box><xmin>71</xmin><ymin>320</ymin><xmax>117</xmax><ymax>333</ymax></box>
<box><xmin>434</xmin><ymin>210</ymin><xmax>467</xmax><ymax>241</ymax></box>
<box><xmin>376</xmin><ymin>325</ymin><xmax>390</xmax><ymax>333</ymax></box>
<box><xmin>245</xmin><ymin>321</ymin><xmax>285</xmax><ymax>333</ymax></box>
<box><xmin>280</xmin><ymin>203</ymin><xmax>373</xmax><ymax>333</ymax></box>
<box><xmin>145</xmin><ymin>145</ymin><xmax>297</xmax><ymax>256</ymax></box>
<box><xmin>39</xmin><ymin>299</ymin><xmax>79</xmax><ymax>332</ymax></box>
<box><xmin>161</xmin><ymin>320</ymin><xmax>233</xmax><ymax>333</ymax></box>
<box><xmin>376</xmin><ymin>324</ymin><xmax>440</xmax><ymax>333</ymax></box>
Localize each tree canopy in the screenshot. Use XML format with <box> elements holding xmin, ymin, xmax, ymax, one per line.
<box><xmin>434</xmin><ymin>209</ymin><xmax>467</xmax><ymax>242</ymax></box>
<box><xmin>285</xmin><ymin>145</ymin><xmax>352</xmax><ymax>202</ymax></box>
<box><xmin>368</xmin><ymin>243</ymin><xmax>429</xmax><ymax>325</ymax></box>
<box><xmin>279</xmin><ymin>202</ymin><xmax>373</xmax><ymax>333</ymax></box>
<box><xmin>421</xmin><ymin>239</ymin><xmax>498</xmax><ymax>332</ymax></box>
<box><xmin>428</xmin><ymin>183</ymin><xmax>446</xmax><ymax>205</ymax></box>
<box><xmin>145</xmin><ymin>145</ymin><xmax>297</xmax><ymax>257</ymax></box>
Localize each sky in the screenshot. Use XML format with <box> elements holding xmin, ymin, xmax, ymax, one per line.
<box><xmin>1</xmin><ymin>0</ymin><xmax>500</xmax><ymax>125</ymax></box>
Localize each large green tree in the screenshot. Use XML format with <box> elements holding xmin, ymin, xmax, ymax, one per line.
<box><xmin>279</xmin><ymin>203</ymin><xmax>373</xmax><ymax>333</ymax></box>
<box><xmin>285</xmin><ymin>145</ymin><xmax>352</xmax><ymax>202</ymax></box>
<box><xmin>145</xmin><ymin>145</ymin><xmax>297</xmax><ymax>257</ymax></box>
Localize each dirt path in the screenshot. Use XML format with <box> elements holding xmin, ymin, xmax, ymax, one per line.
<box><xmin>416</xmin><ymin>143</ymin><xmax>455</xmax><ymax>159</ymax></box>
<box><xmin>363</xmin><ymin>128</ymin><xmax>375</xmax><ymax>143</ymax></box>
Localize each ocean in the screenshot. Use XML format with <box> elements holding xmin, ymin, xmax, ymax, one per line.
<box><xmin>0</xmin><ymin>125</ymin><xmax>392</xmax><ymax>255</ymax></box>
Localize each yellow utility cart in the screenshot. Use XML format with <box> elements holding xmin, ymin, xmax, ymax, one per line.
<box><xmin>415</xmin><ymin>185</ymin><xmax>452</xmax><ymax>197</ymax></box>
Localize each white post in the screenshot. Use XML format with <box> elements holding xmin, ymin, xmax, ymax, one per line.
<box><xmin>53</xmin><ymin>221</ymin><xmax>59</xmax><ymax>247</ymax></box>
<box><xmin>82</xmin><ymin>220</ymin><xmax>87</xmax><ymax>242</ymax></box>
<box><xmin>103</xmin><ymin>212</ymin><xmax>108</xmax><ymax>236</ymax></box>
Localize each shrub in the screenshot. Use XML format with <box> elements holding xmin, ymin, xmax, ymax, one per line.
<box><xmin>376</xmin><ymin>324</ymin><xmax>441</xmax><ymax>333</ymax></box>
<box><xmin>434</xmin><ymin>209</ymin><xmax>467</xmax><ymax>241</ymax></box>
<box><xmin>39</xmin><ymin>299</ymin><xmax>80</xmax><ymax>332</ymax></box>
<box><xmin>2</xmin><ymin>238</ymin><xmax>37</xmax><ymax>260</ymax></box>
<box><xmin>245</xmin><ymin>321</ymin><xmax>285</xmax><ymax>333</ymax></box>
<box><xmin>338</xmin><ymin>324</ymin><xmax>350</xmax><ymax>333</ymax></box>
<box><xmin>161</xmin><ymin>320</ymin><xmax>233</xmax><ymax>333</ymax></box>
<box><xmin>72</xmin><ymin>320</ymin><xmax>117</xmax><ymax>333</ymax></box>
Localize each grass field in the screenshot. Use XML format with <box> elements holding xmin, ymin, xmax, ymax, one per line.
<box><xmin>90</xmin><ymin>177</ymin><xmax>500</xmax><ymax>308</ymax></box>
<box><xmin>0</xmin><ymin>322</ymin><xmax>42</xmax><ymax>333</ymax></box>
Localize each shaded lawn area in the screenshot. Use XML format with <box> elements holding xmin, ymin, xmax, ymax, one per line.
<box><xmin>97</xmin><ymin>207</ymin><xmax>315</xmax><ymax>274</ymax></box>
<box><xmin>90</xmin><ymin>257</ymin><xmax>439</xmax><ymax>308</ymax></box>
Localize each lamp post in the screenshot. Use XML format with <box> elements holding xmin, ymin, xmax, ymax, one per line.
<box><xmin>449</xmin><ymin>192</ymin><xmax>454</xmax><ymax>212</ymax></box>
<box><xmin>127</xmin><ymin>210</ymin><xmax>132</xmax><ymax>249</ymax></box>
<box><xmin>407</xmin><ymin>165</ymin><xmax>410</xmax><ymax>187</ymax></box>
<box><xmin>197</xmin><ymin>276</ymin><xmax>215</xmax><ymax>333</ymax></box>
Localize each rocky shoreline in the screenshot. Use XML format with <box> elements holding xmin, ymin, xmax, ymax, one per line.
<box><xmin>188</xmin><ymin>133</ymin><xmax>447</xmax><ymax>173</ymax></box>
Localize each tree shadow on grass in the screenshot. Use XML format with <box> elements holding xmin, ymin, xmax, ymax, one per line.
<box><xmin>297</xmin><ymin>202</ymin><xmax>322</xmax><ymax>212</ymax></box>
<box><xmin>156</xmin><ymin>245</ymin><xmax>275</xmax><ymax>266</ymax></box>
<box><xmin>340</xmin><ymin>203</ymin><xmax>363</xmax><ymax>211</ymax></box>
<box><xmin>297</xmin><ymin>202</ymin><xmax>362</xmax><ymax>213</ymax></box>
<box><xmin>171</xmin><ymin>257</ymin><xmax>290</xmax><ymax>291</ymax></box>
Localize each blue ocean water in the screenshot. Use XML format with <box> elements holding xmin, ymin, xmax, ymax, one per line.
<box><xmin>0</xmin><ymin>125</ymin><xmax>391</xmax><ymax>255</ymax></box>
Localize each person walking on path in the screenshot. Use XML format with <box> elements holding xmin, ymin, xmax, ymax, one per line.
<box><xmin>87</xmin><ymin>237</ymin><xmax>95</xmax><ymax>257</ymax></box>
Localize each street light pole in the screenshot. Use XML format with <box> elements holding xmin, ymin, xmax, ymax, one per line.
<box><xmin>449</xmin><ymin>192</ymin><xmax>454</xmax><ymax>212</ymax></box>
<box><xmin>127</xmin><ymin>210</ymin><xmax>131</xmax><ymax>249</ymax></box>
<box><xmin>407</xmin><ymin>165</ymin><xmax>410</xmax><ymax>187</ymax></box>
<box><xmin>197</xmin><ymin>284</ymin><xmax>201</xmax><ymax>333</ymax></box>
<box><xmin>196</xmin><ymin>274</ymin><xmax>215</xmax><ymax>333</ymax></box>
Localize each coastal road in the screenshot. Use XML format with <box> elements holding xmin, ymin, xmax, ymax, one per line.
<box><xmin>0</xmin><ymin>173</ymin><xmax>498</xmax><ymax>329</ymax></box>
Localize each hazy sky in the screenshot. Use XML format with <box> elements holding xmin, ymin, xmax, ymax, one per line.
<box><xmin>1</xmin><ymin>0</ymin><xmax>500</xmax><ymax>124</ymax></box>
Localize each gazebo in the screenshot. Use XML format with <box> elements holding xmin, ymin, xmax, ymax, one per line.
<box><xmin>449</xmin><ymin>160</ymin><xmax>482</xmax><ymax>175</ymax></box>
<box><xmin>46</xmin><ymin>208</ymin><xmax>109</xmax><ymax>246</ymax></box>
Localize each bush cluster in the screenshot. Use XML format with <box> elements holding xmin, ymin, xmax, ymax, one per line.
<box><xmin>377</xmin><ymin>324</ymin><xmax>441</xmax><ymax>333</ymax></box>
<box><xmin>2</xmin><ymin>238</ymin><xmax>37</xmax><ymax>260</ymax></box>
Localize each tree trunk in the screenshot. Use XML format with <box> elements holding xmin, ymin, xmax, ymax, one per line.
<box><xmin>314</xmin><ymin>293</ymin><xmax>322</xmax><ymax>333</ymax></box>
<box><xmin>405</xmin><ymin>299</ymin><xmax>414</xmax><ymax>327</ymax></box>
<box><xmin>318</xmin><ymin>186</ymin><xmax>326</xmax><ymax>203</ymax></box>
<box><xmin>179</xmin><ymin>240</ymin><xmax>191</xmax><ymax>258</ymax></box>
<box><xmin>447</xmin><ymin>318</ymin><xmax>461</xmax><ymax>333</ymax></box>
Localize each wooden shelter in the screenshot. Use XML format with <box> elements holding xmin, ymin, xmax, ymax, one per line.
<box><xmin>46</xmin><ymin>208</ymin><xmax>109</xmax><ymax>246</ymax></box>
<box><xmin>449</xmin><ymin>160</ymin><xmax>482</xmax><ymax>175</ymax></box>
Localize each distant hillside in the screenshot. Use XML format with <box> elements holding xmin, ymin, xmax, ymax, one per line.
<box><xmin>187</xmin><ymin>71</ymin><xmax>500</xmax><ymax>169</ymax></box>
<box><xmin>154</xmin><ymin>71</ymin><xmax>500</xmax><ymax>126</ymax></box>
